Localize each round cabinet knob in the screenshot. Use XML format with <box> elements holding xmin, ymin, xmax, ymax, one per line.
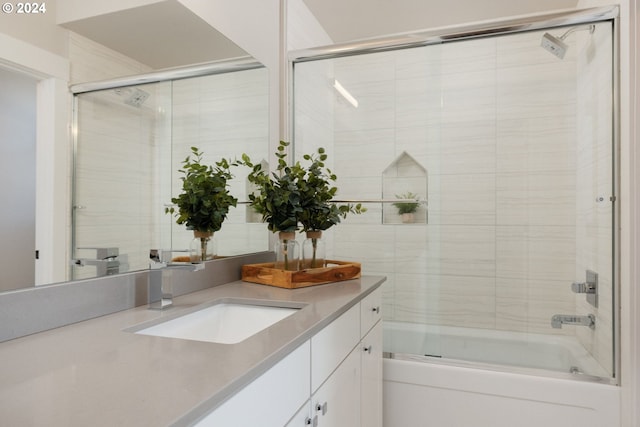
<box><xmin>372</xmin><ymin>306</ymin><xmax>380</xmax><ymax>314</ymax></box>
<box><xmin>363</xmin><ymin>345</ymin><xmax>373</xmax><ymax>353</ymax></box>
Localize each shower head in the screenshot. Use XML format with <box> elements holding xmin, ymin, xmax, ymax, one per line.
<box><xmin>540</xmin><ymin>24</ymin><xmax>596</xmax><ymax>60</ymax></box>
<box><xmin>124</xmin><ymin>88</ymin><xmax>150</xmax><ymax>108</ymax></box>
<box><xmin>113</xmin><ymin>87</ymin><xmax>150</xmax><ymax>108</ymax></box>
<box><xmin>541</xmin><ymin>32</ymin><xmax>568</xmax><ymax>59</ymax></box>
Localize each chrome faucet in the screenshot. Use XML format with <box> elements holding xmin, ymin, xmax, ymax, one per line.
<box><xmin>551</xmin><ymin>314</ymin><xmax>595</xmax><ymax>329</ymax></box>
<box><xmin>72</xmin><ymin>247</ymin><xmax>129</xmax><ymax>276</ymax></box>
<box><xmin>148</xmin><ymin>249</ymin><xmax>204</xmax><ymax>310</ymax></box>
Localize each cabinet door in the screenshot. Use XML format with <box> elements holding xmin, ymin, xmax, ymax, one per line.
<box><xmin>361</xmin><ymin>321</ymin><xmax>383</xmax><ymax>427</ymax></box>
<box><xmin>313</xmin><ymin>345</ymin><xmax>361</xmax><ymax>427</ymax></box>
<box><xmin>195</xmin><ymin>341</ymin><xmax>310</xmax><ymax>427</ymax></box>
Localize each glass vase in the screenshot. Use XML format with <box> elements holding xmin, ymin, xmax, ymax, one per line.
<box><xmin>274</xmin><ymin>231</ymin><xmax>300</xmax><ymax>271</ymax></box>
<box><xmin>190</xmin><ymin>231</ymin><xmax>215</xmax><ymax>263</ymax></box>
<box><xmin>302</xmin><ymin>230</ymin><xmax>326</xmax><ymax>269</ymax></box>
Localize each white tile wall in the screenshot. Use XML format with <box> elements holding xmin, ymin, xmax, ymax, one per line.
<box><xmin>294</xmin><ymin>22</ymin><xmax>615</xmax><ymax>376</ymax></box>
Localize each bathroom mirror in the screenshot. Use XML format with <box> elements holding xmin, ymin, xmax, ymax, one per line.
<box><xmin>72</xmin><ymin>66</ymin><xmax>269</xmax><ymax>281</ymax></box>
<box><xmin>0</xmin><ymin>1</ymin><xmax>270</xmax><ymax>291</ymax></box>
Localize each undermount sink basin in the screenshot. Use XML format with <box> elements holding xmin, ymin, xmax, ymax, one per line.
<box><xmin>133</xmin><ymin>300</ymin><xmax>303</xmax><ymax>344</ymax></box>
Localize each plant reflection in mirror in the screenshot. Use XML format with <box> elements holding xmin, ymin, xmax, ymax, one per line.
<box><xmin>166</xmin><ymin>147</ymin><xmax>240</xmax><ymax>262</ymax></box>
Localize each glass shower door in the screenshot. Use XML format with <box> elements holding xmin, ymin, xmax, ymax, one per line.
<box><xmin>292</xmin><ymin>20</ymin><xmax>616</xmax><ymax>379</ymax></box>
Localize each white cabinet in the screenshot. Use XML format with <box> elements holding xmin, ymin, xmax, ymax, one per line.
<box><xmin>288</xmin><ymin>344</ymin><xmax>362</xmax><ymax>427</ymax></box>
<box><xmin>200</xmin><ymin>287</ymin><xmax>383</xmax><ymax>427</ymax></box>
<box><xmin>289</xmin><ymin>288</ymin><xmax>384</xmax><ymax>426</ymax></box>
<box><xmin>195</xmin><ymin>341</ymin><xmax>310</xmax><ymax>427</ymax></box>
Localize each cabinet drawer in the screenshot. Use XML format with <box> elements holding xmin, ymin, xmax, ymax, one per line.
<box><xmin>311</xmin><ymin>303</ymin><xmax>360</xmax><ymax>392</ymax></box>
<box><xmin>360</xmin><ymin>286</ymin><xmax>382</xmax><ymax>337</ymax></box>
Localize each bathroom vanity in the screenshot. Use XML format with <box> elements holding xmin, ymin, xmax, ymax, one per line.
<box><xmin>0</xmin><ymin>276</ymin><xmax>384</xmax><ymax>426</ymax></box>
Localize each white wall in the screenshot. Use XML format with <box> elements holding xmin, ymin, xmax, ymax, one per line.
<box><xmin>0</xmin><ymin>0</ymin><xmax>67</xmax><ymax>57</ymax></box>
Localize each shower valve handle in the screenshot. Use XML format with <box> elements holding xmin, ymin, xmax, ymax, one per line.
<box><xmin>571</xmin><ymin>281</ymin><xmax>596</xmax><ymax>294</ymax></box>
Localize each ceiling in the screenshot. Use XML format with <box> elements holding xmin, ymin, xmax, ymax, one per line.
<box><xmin>61</xmin><ymin>0</ymin><xmax>248</xmax><ymax>70</ymax></box>
<box><xmin>61</xmin><ymin>0</ymin><xmax>581</xmax><ymax>70</ymax></box>
<box><xmin>302</xmin><ymin>0</ymin><xmax>579</xmax><ymax>43</ymax></box>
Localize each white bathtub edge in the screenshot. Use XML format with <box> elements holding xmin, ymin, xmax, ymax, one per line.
<box><xmin>383</xmin><ymin>358</ymin><xmax>621</xmax><ymax>427</ymax></box>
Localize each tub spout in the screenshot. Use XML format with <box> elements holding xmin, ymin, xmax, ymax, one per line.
<box><xmin>551</xmin><ymin>314</ymin><xmax>595</xmax><ymax>329</ymax></box>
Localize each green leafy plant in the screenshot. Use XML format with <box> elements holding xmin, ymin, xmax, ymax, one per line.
<box><xmin>242</xmin><ymin>141</ymin><xmax>364</xmax><ymax>269</ymax></box>
<box><xmin>243</xmin><ymin>141</ymin><xmax>302</xmax><ymax>270</ymax></box>
<box><xmin>298</xmin><ymin>146</ymin><xmax>365</xmax><ymax>233</ymax></box>
<box><xmin>166</xmin><ymin>146</ymin><xmax>239</xmax><ymax>233</ymax></box>
<box><xmin>297</xmin><ymin>146</ymin><xmax>365</xmax><ymax>268</ymax></box>
<box><xmin>243</xmin><ymin>141</ymin><xmax>302</xmax><ymax>233</ymax></box>
<box><xmin>393</xmin><ymin>192</ymin><xmax>420</xmax><ymax>214</ymax></box>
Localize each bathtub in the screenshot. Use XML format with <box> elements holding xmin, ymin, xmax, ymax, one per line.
<box><xmin>383</xmin><ymin>321</ymin><xmax>620</xmax><ymax>427</ymax></box>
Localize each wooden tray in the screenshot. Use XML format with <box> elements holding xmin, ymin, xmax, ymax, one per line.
<box><xmin>241</xmin><ymin>260</ymin><xmax>361</xmax><ymax>289</ymax></box>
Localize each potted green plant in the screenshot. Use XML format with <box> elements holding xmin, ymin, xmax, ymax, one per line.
<box><xmin>243</xmin><ymin>141</ymin><xmax>303</xmax><ymax>270</ymax></box>
<box><xmin>166</xmin><ymin>146</ymin><xmax>238</xmax><ymax>262</ymax></box>
<box><xmin>393</xmin><ymin>192</ymin><xmax>420</xmax><ymax>223</ymax></box>
<box><xmin>297</xmin><ymin>147</ymin><xmax>364</xmax><ymax>268</ymax></box>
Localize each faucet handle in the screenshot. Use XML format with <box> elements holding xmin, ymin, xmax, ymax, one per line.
<box><xmin>571</xmin><ymin>281</ymin><xmax>596</xmax><ymax>294</ymax></box>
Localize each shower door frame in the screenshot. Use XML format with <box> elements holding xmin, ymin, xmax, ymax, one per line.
<box><xmin>288</xmin><ymin>5</ymin><xmax>621</xmax><ymax>383</ymax></box>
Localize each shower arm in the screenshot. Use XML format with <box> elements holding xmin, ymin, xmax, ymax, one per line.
<box><xmin>558</xmin><ymin>24</ymin><xmax>595</xmax><ymax>41</ymax></box>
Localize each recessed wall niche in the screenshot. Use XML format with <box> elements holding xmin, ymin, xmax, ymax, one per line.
<box><xmin>382</xmin><ymin>151</ymin><xmax>427</xmax><ymax>224</ymax></box>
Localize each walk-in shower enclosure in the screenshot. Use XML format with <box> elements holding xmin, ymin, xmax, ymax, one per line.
<box><xmin>291</xmin><ymin>7</ymin><xmax>618</xmax><ymax>381</ymax></box>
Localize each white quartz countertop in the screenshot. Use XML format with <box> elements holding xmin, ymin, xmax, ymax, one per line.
<box><xmin>0</xmin><ymin>276</ymin><xmax>385</xmax><ymax>426</ymax></box>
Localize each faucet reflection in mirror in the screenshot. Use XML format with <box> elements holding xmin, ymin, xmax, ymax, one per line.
<box><xmin>72</xmin><ymin>247</ymin><xmax>129</xmax><ymax>277</ymax></box>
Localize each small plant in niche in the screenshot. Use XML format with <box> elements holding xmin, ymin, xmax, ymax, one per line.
<box><xmin>393</xmin><ymin>192</ymin><xmax>421</xmax><ymax>223</ymax></box>
<box><xmin>166</xmin><ymin>147</ymin><xmax>239</xmax><ymax>262</ymax></box>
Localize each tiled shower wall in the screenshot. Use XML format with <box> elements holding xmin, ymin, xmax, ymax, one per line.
<box><xmin>294</xmin><ymin>23</ymin><xmax>614</xmax><ymax>375</ymax></box>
